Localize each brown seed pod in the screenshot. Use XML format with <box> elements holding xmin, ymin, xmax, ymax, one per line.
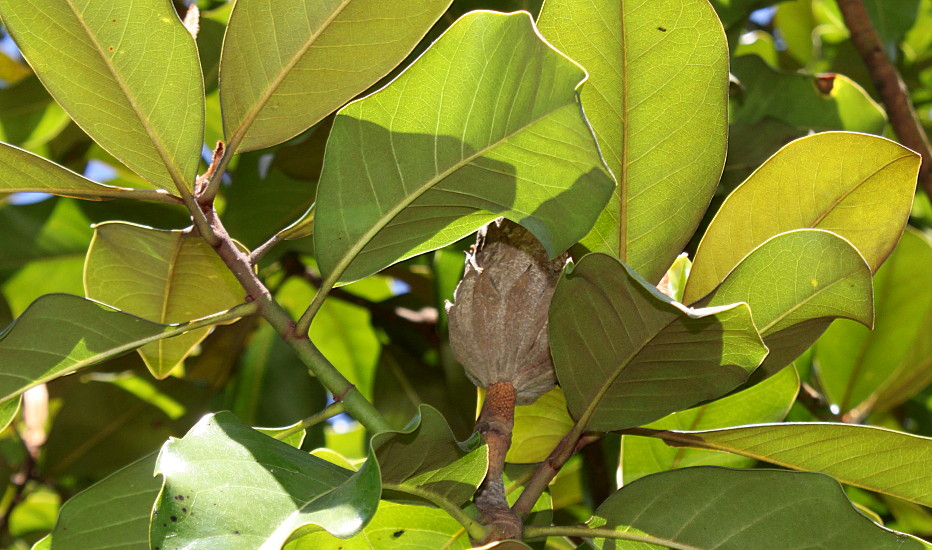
<box><xmin>446</xmin><ymin>219</ymin><xmax>568</xmax><ymax>405</ymax></box>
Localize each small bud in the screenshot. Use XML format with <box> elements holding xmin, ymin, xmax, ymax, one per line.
<box><xmin>446</xmin><ymin>219</ymin><xmax>567</xmax><ymax>405</ymax></box>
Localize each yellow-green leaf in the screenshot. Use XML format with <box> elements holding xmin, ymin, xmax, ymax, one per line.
<box><xmin>84</xmin><ymin>222</ymin><xmax>246</xmax><ymax>378</ymax></box>
<box><xmin>684</xmin><ymin>132</ymin><xmax>919</xmax><ymax>303</ymax></box>
<box><xmin>220</xmin><ymin>0</ymin><xmax>451</xmax><ymax>153</ymax></box>
<box><xmin>538</xmin><ymin>0</ymin><xmax>729</xmax><ymax>283</ymax></box>
<box><xmin>621</xmin><ymin>365</ymin><xmax>798</xmax><ymax>483</ymax></box>
<box><xmin>639</xmin><ymin>424</ymin><xmax>932</xmax><ymax>508</ymax></box>
<box><xmin>816</xmin><ymin>228</ymin><xmax>932</xmax><ymax>413</ymax></box>
<box><xmin>0</xmin><ymin>0</ymin><xmax>204</xmax><ymax>192</ymax></box>
<box><xmin>700</xmin><ymin>229</ymin><xmax>873</xmax><ymax>379</ymax></box>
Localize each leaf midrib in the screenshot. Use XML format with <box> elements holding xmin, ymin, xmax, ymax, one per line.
<box><xmin>328</xmin><ymin>101</ymin><xmax>579</xmax><ymax>285</ymax></box>
<box><xmin>61</xmin><ymin>0</ymin><xmax>190</xmax><ymax>190</ymax></box>
<box><xmin>226</xmin><ymin>0</ymin><xmax>353</xmax><ymax>150</ymax></box>
<box><xmin>617</xmin><ymin>3</ymin><xmax>629</xmax><ymax>260</ymax></box>
<box><xmin>574</xmin><ymin>267</ymin><xmax>715</xmax><ymax>431</ymax></box>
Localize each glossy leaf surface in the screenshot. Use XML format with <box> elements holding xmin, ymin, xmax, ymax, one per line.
<box><xmin>0</xmin><ymin>0</ymin><xmax>204</xmax><ymax>192</ymax></box>
<box><xmin>621</xmin><ymin>364</ymin><xmax>798</xmax><ymax>483</ymax></box>
<box><xmin>592</xmin><ymin>467</ymin><xmax>927</xmax><ymax>549</ymax></box>
<box><xmin>647</xmin><ymin>423</ymin><xmax>932</xmax><ymax>507</ymax></box>
<box><xmin>816</xmin><ymin>229</ymin><xmax>932</xmax><ymax>412</ymax></box>
<box><xmin>685</xmin><ymin>132</ymin><xmax>919</xmax><ymax>303</ymax></box>
<box><xmin>152</xmin><ymin>412</ymin><xmax>380</xmax><ymax>548</ymax></box>
<box><xmin>84</xmin><ymin>223</ymin><xmax>246</xmax><ymax>378</ymax></box>
<box><xmin>220</xmin><ymin>0</ymin><xmax>450</xmax><ymax>152</ymax></box>
<box><xmin>699</xmin><ymin>229</ymin><xmax>873</xmax><ymax>378</ymax></box>
<box><xmin>538</xmin><ymin>0</ymin><xmax>729</xmax><ymax>283</ymax></box>
<box><xmin>313</xmin><ymin>11</ymin><xmax>614</xmax><ymax>284</ymax></box>
<box><xmin>549</xmin><ymin>253</ymin><xmax>768</xmax><ymax>431</ymax></box>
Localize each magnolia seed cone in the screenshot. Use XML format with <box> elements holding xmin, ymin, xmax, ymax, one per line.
<box><xmin>446</xmin><ymin>219</ymin><xmax>568</xmax><ymax>405</ymax></box>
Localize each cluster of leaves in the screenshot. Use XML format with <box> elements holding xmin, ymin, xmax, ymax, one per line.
<box><xmin>0</xmin><ymin>0</ymin><xmax>927</xmax><ymax>549</ymax></box>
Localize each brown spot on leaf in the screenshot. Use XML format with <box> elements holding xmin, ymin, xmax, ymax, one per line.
<box><xmin>657</xmin><ymin>26</ymin><xmax>667</xmax><ymax>32</ymax></box>
<box><xmin>815</xmin><ymin>74</ymin><xmax>836</xmax><ymax>95</ymax></box>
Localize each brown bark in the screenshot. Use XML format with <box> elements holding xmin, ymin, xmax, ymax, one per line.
<box><xmin>837</xmin><ymin>0</ymin><xmax>932</xmax><ymax>199</ymax></box>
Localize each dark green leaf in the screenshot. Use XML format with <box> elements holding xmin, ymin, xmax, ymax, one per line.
<box><xmin>591</xmin><ymin>467</ymin><xmax>927</xmax><ymax>549</ymax></box>
<box><xmin>550</xmin><ymin>253</ymin><xmax>767</xmax><ymax>431</ymax></box>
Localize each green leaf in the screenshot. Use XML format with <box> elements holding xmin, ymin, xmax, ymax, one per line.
<box><xmin>219</xmin><ymin>0</ymin><xmax>451</xmax><ymax>153</ymax></box>
<box><xmin>815</xmin><ymin>228</ymin><xmax>932</xmax><ymax>412</ymax></box>
<box><xmin>0</xmin><ymin>198</ymin><xmax>92</xmax><ymax>279</ymax></box>
<box><xmin>151</xmin><ymin>412</ymin><xmax>381</xmax><ymax>548</ymax></box>
<box><xmin>549</xmin><ymin>253</ymin><xmax>768</xmax><ymax>432</ymax></box>
<box><xmin>0</xmin><ymin>142</ymin><xmax>149</xmax><ymax>200</ymax></box>
<box><xmin>684</xmin><ymin>132</ymin><xmax>920</xmax><ymax>303</ymax></box>
<box><xmin>47</xmin><ymin>453</ymin><xmax>159</xmax><ymax>550</ymax></box>
<box><xmin>591</xmin><ymin>467</ymin><xmax>927</xmax><ymax>549</ymax></box>
<box><xmin>0</xmin><ymin>294</ymin><xmax>217</xmax><ymax>404</ymax></box>
<box><xmin>0</xmin><ymin>77</ymin><xmax>70</xmax><ymax>151</ymax></box>
<box><xmin>537</xmin><ymin>0</ymin><xmax>729</xmax><ymax>283</ymax></box>
<box><xmin>285</xmin><ymin>501</ymin><xmax>472</xmax><ymax>550</ymax></box>
<box><xmin>723</xmin><ymin>55</ymin><xmax>888</xmax><ymax>189</ymax></box>
<box><xmin>84</xmin><ymin>222</ymin><xmax>247</xmax><ymax>378</ymax></box>
<box><xmin>731</xmin><ymin>55</ymin><xmax>886</xmax><ymax>132</ymax></box>
<box><xmin>313</xmin><ymin>11</ymin><xmax>614</xmax><ymax>285</ymax></box>
<box><xmin>640</xmin><ymin>423</ymin><xmax>932</xmax><ymax>508</ymax></box>
<box><xmin>0</xmin><ymin>0</ymin><xmax>204</xmax><ymax>192</ymax></box>
<box><xmin>373</xmin><ymin>404</ymin><xmax>487</xmax><ymax>506</ymax></box>
<box><xmin>699</xmin><ymin>229</ymin><xmax>873</xmax><ymax>379</ymax></box>
<box><xmin>0</xmin><ymin>395</ymin><xmax>20</xmax><ymax>432</ymax></box>
<box><xmin>507</xmin><ymin>386</ymin><xmax>573</xmax><ymax>464</ymax></box>
<box><xmin>621</xmin><ymin>365</ymin><xmax>798</xmax><ymax>484</ymax></box>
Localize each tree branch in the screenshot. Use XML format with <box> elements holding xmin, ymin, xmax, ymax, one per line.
<box><xmin>198</xmin><ymin>205</ymin><xmax>391</xmax><ymax>434</ymax></box>
<box><xmin>511</xmin><ymin>426</ymin><xmax>596</xmax><ymax>518</ymax></box>
<box><xmin>837</xmin><ymin>0</ymin><xmax>932</xmax><ymax>198</ymax></box>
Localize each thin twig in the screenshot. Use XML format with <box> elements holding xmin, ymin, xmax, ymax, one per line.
<box><xmin>512</xmin><ymin>426</ymin><xmax>596</xmax><ymax>518</ymax></box>
<box><xmin>249</xmin><ymin>233</ymin><xmax>284</xmax><ymax>265</ymax></box>
<box><xmin>197</xmin><ymin>206</ymin><xmax>392</xmax><ymax>434</ymax></box>
<box><xmin>270</xmin><ymin>402</ymin><xmax>346</xmax><ymax>441</ymax></box>
<box><xmin>837</xmin><ymin>0</ymin><xmax>932</xmax><ymax>198</ymax></box>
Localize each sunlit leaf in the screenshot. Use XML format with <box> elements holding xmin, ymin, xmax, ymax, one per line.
<box><xmin>507</xmin><ymin>386</ymin><xmax>573</xmax><ymax>464</ymax></box>
<box><xmin>591</xmin><ymin>467</ymin><xmax>927</xmax><ymax>549</ymax></box>
<box><xmin>84</xmin><ymin>222</ymin><xmax>247</xmax><ymax>378</ymax></box>
<box><xmin>684</xmin><ymin>132</ymin><xmax>919</xmax><ymax>303</ymax></box>
<box><xmin>635</xmin><ymin>423</ymin><xmax>932</xmax><ymax>508</ymax></box>
<box><xmin>621</xmin><ymin>365</ymin><xmax>798</xmax><ymax>483</ymax></box>
<box><xmin>220</xmin><ymin>0</ymin><xmax>451</xmax><ymax>152</ymax></box>
<box><xmin>550</xmin><ymin>253</ymin><xmax>768</xmax><ymax>431</ymax></box>
<box><xmin>538</xmin><ymin>0</ymin><xmax>729</xmax><ymax>283</ymax></box>
<box><xmin>152</xmin><ymin>412</ymin><xmax>381</xmax><ymax>548</ymax></box>
<box><xmin>816</xmin><ymin>228</ymin><xmax>932</xmax><ymax>413</ymax></box>
<box><xmin>0</xmin><ymin>0</ymin><xmax>204</xmax><ymax>192</ymax></box>
<box><xmin>313</xmin><ymin>11</ymin><xmax>613</xmax><ymax>284</ymax></box>
<box><xmin>699</xmin><ymin>229</ymin><xmax>873</xmax><ymax>379</ymax></box>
